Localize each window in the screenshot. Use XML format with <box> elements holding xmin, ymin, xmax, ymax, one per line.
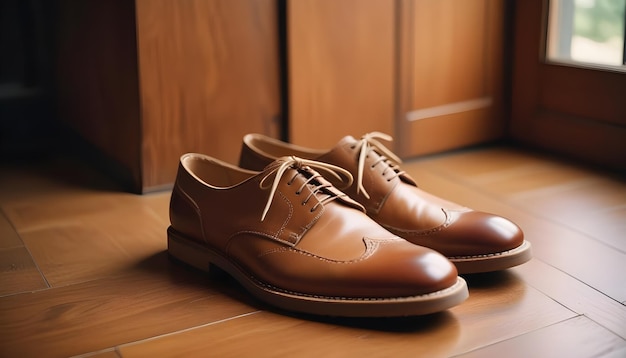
<box><xmin>547</xmin><ymin>0</ymin><xmax>626</xmax><ymax>70</ymax></box>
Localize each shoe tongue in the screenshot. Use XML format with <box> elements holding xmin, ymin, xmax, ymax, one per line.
<box><xmin>330</xmin><ymin>134</ymin><xmax>420</xmax><ymax>187</ymax></box>
<box><xmin>334</xmin><ymin>135</ymin><xmax>358</xmax><ymax>148</ymax></box>
<box><xmin>320</xmin><ymin>135</ymin><xmax>357</xmax><ymax>163</ymax></box>
<box><xmin>262</xmin><ymin>155</ymin><xmax>365</xmax><ymax>212</ymax></box>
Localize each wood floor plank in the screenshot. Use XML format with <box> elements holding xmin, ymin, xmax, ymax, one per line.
<box><xmin>513</xmin><ymin>259</ymin><xmax>626</xmax><ymax>339</ymax></box>
<box><xmin>16</xmin><ymin>223</ymin><xmax>164</xmax><ymax>287</ymax></box>
<box><xmin>0</xmin><ymin>211</ymin><xmax>22</xmax><ymax>248</ymax></box>
<box><xmin>450</xmin><ymin>272</ymin><xmax>576</xmax><ymax>355</ymax></box>
<box><xmin>2</xmin><ymin>190</ymin><xmax>151</xmax><ymax>234</ymax></box>
<box><xmin>456</xmin><ymin>315</ymin><xmax>626</xmax><ymax>358</ymax></box>
<box><xmin>0</xmin><ymin>252</ymin><xmax>258</xmax><ymax>358</ymax></box>
<box><xmin>414</xmin><ymin>148</ymin><xmax>626</xmax><ymax>252</ymax></box>
<box><xmin>412</xmin><ymin>147</ymin><xmax>550</xmax><ymax>179</ymax></box>
<box><xmin>507</xmin><ymin>175</ymin><xmax>625</xmax><ymax>216</ymax></box>
<box><xmin>118</xmin><ymin>272</ymin><xmax>575</xmax><ymax>357</ymax></box>
<box><xmin>73</xmin><ymin>348</ymin><xmax>121</xmax><ymax>358</ymax></box>
<box><xmin>0</xmin><ymin>157</ymin><xmax>122</xmax><ymax>205</ymax></box>
<box><xmin>3</xmin><ymin>193</ymin><xmax>169</xmax><ymax>287</ymax></box>
<box><xmin>142</xmin><ymin>191</ymin><xmax>171</xmax><ymax>225</ymax></box>
<box><xmin>574</xmin><ymin>205</ymin><xmax>626</xmax><ymax>253</ymax></box>
<box><xmin>1</xmin><ymin>145</ymin><xmax>623</xmax><ymax>357</ymax></box>
<box><xmin>508</xmin><ymin>177</ymin><xmax>626</xmax><ymax>249</ymax></box>
<box><xmin>0</xmin><ymin>246</ymin><xmax>48</xmax><ymax>296</ymax></box>
<box><xmin>403</xmin><ymin>160</ymin><xmax>626</xmax><ymax>304</ymax></box>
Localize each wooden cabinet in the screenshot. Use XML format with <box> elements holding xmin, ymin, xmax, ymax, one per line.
<box><xmin>55</xmin><ymin>0</ymin><xmax>281</xmax><ymax>193</ymax></box>
<box><xmin>55</xmin><ymin>0</ymin><xmax>508</xmax><ymax>192</ymax></box>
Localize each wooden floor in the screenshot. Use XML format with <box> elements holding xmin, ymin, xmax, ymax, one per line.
<box><xmin>1</xmin><ymin>145</ymin><xmax>625</xmax><ymax>357</ymax></box>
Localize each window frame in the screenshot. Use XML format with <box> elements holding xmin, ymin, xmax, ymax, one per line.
<box><xmin>510</xmin><ymin>0</ymin><xmax>626</xmax><ymax>173</ymax></box>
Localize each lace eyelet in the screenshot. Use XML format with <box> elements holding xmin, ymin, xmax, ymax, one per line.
<box><xmin>295</xmin><ymin>191</ymin><xmax>301</xmax><ymax>195</ymax></box>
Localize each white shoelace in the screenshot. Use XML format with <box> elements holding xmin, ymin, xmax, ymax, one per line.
<box><xmin>354</xmin><ymin>132</ymin><xmax>406</xmax><ymax>199</ymax></box>
<box><xmin>259</xmin><ymin>156</ymin><xmax>353</xmax><ymax>221</ymax></box>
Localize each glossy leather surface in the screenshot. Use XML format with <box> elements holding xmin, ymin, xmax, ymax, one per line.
<box><xmin>239</xmin><ymin>134</ymin><xmax>530</xmax><ymax>264</ymax></box>
<box><xmin>169</xmin><ymin>154</ymin><xmax>461</xmax><ymax>298</ymax></box>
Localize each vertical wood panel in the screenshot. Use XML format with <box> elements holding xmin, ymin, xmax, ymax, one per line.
<box><xmin>411</xmin><ymin>0</ymin><xmax>488</xmax><ymax>107</ymax></box>
<box><xmin>136</xmin><ymin>0</ymin><xmax>281</xmax><ymax>191</ymax></box>
<box><xmin>397</xmin><ymin>0</ymin><xmax>506</xmax><ymax>157</ymax></box>
<box><xmin>288</xmin><ymin>0</ymin><xmax>395</xmax><ymax>148</ymax></box>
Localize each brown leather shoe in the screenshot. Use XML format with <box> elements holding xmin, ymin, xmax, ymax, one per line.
<box><xmin>239</xmin><ymin>132</ymin><xmax>532</xmax><ymax>274</ymax></box>
<box><xmin>168</xmin><ymin>153</ymin><xmax>468</xmax><ymax>317</ymax></box>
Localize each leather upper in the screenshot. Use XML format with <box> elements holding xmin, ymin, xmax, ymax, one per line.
<box><xmin>239</xmin><ymin>133</ymin><xmax>525</xmax><ymax>258</ymax></box>
<box><xmin>170</xmin><ymin>154</ymin><xmax>459</xmax><ymax>298</ymax></box>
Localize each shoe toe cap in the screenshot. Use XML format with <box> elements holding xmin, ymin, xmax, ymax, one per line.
<box><xmin>444</xmin><ymin>211</ymin><xmax>524</xmax><ymax>257</ymax></box>
<box><xmin>393</xmin><ymin>210</ymin><xmax>525</xmax><ymax>258</ymax></box>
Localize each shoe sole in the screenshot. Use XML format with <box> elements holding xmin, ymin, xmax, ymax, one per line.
<box><xmin>449</xmin><ymin>241</ymin><xmax>532</xmax><ymax>274</ymax></box>
<box><xmin>167</xmin><ymin>227</ymin><xmax>469</xmax><ymax>317</ymax></box>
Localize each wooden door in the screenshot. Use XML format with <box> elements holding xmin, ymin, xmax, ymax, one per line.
<box><xmin>288</xmin><ymin>0</ymin><xmax>395</xmax><ymax>148</ymax></box>
<box><xmin>396</xmin><ymin>0</ymin><xmax>507</xmax><ymax>158</ymax></box>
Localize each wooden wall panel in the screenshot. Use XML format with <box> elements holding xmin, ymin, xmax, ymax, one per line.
<box><xmin>411</xmin><ymin>0</ymin><xmax>488</xmax><ymax>108</ymax></box>
<box><xmin>288</xmin><ymin>0</ymin><xmax>395</xmax><ymax>148</ymax></box>
<box><xmin>397</xmin><ymin>0</ymin><xmax>506</xmax><ymax>158</ymax></box>
<box><xmin>135</xmin><ymin>0</ymin><xmax>281</xmax><ymax>191</ymax></box>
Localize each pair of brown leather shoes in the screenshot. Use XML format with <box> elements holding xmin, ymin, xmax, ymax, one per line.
<box><xmin>168</xmin><ymin>133</ymin><xmax>531</xmax><ymax>317</ymax></box>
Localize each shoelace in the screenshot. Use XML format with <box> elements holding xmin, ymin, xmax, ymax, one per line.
<box><xmin>354</xmin><ymin>132</ymin><xmax>406</xmax><ymax>199</ymax></box>
<box><xmin>259</xmin><ymin>156</ymin><xmax>353</xmax><ymax>221</ymax></box>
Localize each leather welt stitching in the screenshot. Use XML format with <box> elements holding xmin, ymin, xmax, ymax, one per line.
<box><xmin>448</xmin><ymin>241</ymin><xmax>527</xmax><ymax>260</ymax></box>
<box><xmin>251</xmin><ymin>276</ymin><xmax>465</xmax><ymax>301</ymax></box>
<box><xmin>274</xmin><ymin>190</ymin><xmax>292</xmax><ymax>243</ymax></box>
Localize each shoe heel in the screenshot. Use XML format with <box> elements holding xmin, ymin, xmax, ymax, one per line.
<box><xmin>167</xmin><ymin>227</ymin><xmax>212</xmax><ymax>273</ymax></box>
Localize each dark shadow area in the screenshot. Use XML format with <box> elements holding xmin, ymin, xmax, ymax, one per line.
<box><xmin>0</xmin><ymin>0</ymin><xmax>141</xmax><ymax>194</ymax></box>
<box><xmin>286</xmin><ymin>309</ymin><xmax>459</xmax><ymax>334</ymax></box>
<box><xmin>0</xmin><ymin>149</ymin><xmax>129</xmax><ymax>194</ymax></box>
<box><xmin>134</xmin><ymin>250</ymin><xmax>268</xmax><ymax>309</ymax></box>
<box><xmin>1</xmin><ymin>0</ymin><xmax>58</xmax><ymax>162</ymax></box>
<box><xmin>462</xmin><ymin>269</ymin><xmax>522</xmax><ymax>289</ymax></box>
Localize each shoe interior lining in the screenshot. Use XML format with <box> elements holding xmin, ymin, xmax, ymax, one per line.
<box><xmin>185</xmin><ymin>155</ymin><xmax>254</xmax><ymax>188</ymax></box>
